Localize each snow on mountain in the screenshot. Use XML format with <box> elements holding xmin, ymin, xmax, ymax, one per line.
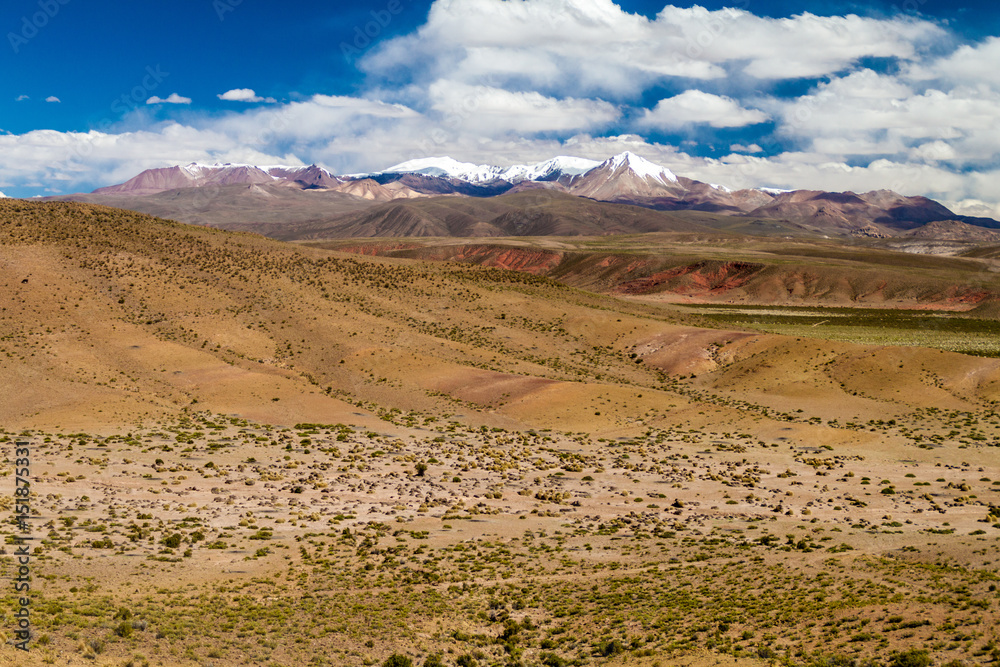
<box><xmin>602</xmin><ymin>151</ymin><xmax>678</xmax><ymax>185</ymax></box>
<box><xmin>381</xmin><ymin>157</ymin><xmax>500</xmax><ymax>181</ymax></box>
<box><xmin>379</xmin><ymin>152</ymin><xmax>685</xmax><ymax>194</ymax></box>
<box><xmin>0</xmin><ymin>191</ymin><xmax>8</xmax><ymax>198</ymax></box>
<box><xmin>380</xmin><ymin>155</ymin><xmax>602</xmax><ymax>185</ymax></box>
<box><xmin>497</xmin><ymin>156</ymin><xmax>601</xmax><ymax>182</ymax></box>
<box><xmin>93</xmin><ymin>153</ymin><xmax>765</xmax><ymax>202</ymax></box>
<box><xmin>563</xmin><ymin>151</ymin><xmax>688</xmax><ymax>200</ymax></box>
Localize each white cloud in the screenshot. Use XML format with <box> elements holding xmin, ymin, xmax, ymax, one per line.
<box><xmin>0</xmin><ymin>112</ymin><xmax>997</xmax><ymax>215</ymax></box>
<box><xmin>15</xmin><ymin>95</ymin><xmax>28</xmax><ymax>102</ymax></box>
<box><xmin>946</xmin><ymin>197</ymin><xmax>1000</xmax><ymax>221</ymax></box>
<box><xmin>146</xmin><ymin>93</ymin><xmax>192</xmax><ymax>105</ymax></box>
<box><xmin>45</xmin><ymin>96</ymin><xmax>60</xmax><ymax>103</ymax></box>
<box><xmin>772</xmin><ymin>70</ymin><xmax>1000</xmax><ymax>164</ymax></box>
<box><xmin>911</xmin><ymin>36</ymin><xmax>1000</xmax><ymax>87</ymax></box>
<box><xmin>1</xmin><ymin>0</ymin><xmax>999</xmax><ymax>217</ymax></box>
<box><xmin>908</xmin><ymin>140</ymin><xmax>958</xmax><ymax>163</ymax></box>
<box><xmin>218</xmin><ymin>88</ymin><xmax>277</xmax><ymax>103</ymax></box>
<box><xmin>730</xmin><ymin>143</ymin><xmax>763</xmax><ymax>154</ymax></box>
<box><xmin>363</xmin><ymin>0</ymin><xmax>946</xmax><ymax>98</ymax></box>
<box><xmin>639</xmin><ymin>90</ymin><xmax>769</xmax><ymax>129</ymax></box>
<box><xmin>427</xmin><ymin>80</ymin><xmax>619</xmax><ymax>134</ymax></box>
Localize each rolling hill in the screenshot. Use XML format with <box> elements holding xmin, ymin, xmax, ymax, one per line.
<box><xmin>5</xmin><ymin>197</ymin><xmax>1000</xmax><ymax>433</ymax></box>
<box><xmin>6</xmin><ymin>199</ymin><xmax>1000</xmax><ymax>667</ymax></box>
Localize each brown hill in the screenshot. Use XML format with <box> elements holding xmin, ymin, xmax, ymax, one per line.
<box><xmin>905</xmin><ymin>219</ymin><xmax>1000</xmax><ymax>242</ymax></box>
<box><xmin>7</xmin><ymin>197</ymin><xmax>1000</xmax><ymax>435</ymax></box>
<box><xmin>741</xmin><ymin>189</ymin><xmax>958</xmax><ymax>233</ymax></box>
<box><xmin>48</xmin><ymin>182</ymin><xmax>378</xmax><ymax>231</ymax></box>
<box><xmin>294</xmin><ymin>190</ymin><xmax>717</xmax><ymax>240</ymax></box>
<box><xmin>321</xmin><ymin>236</ymin><xmax>1000</xmax><ymax>311</ymax></box>
<box><xmin>94</xmin><ymin>163</ymin><xmax>345</xmax><ymax>195</ymax></box>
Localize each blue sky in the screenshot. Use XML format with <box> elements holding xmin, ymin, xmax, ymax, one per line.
<box><xmin>2</xmin><ymin>0</ymin><xmax>1000</xmax><ymax>218</ymax></box>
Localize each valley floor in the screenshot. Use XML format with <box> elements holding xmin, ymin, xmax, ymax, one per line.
<box><xmin>1</xmin><ymin>409</ymin><xmax>998</xmax><ymax>667</ymax></box>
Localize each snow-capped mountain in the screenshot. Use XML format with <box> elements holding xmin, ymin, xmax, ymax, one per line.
<box><xmin>564</xmin><ymin>151</ymin><xmax>684</xmax><ymax>199</ymax></box>
<box><xmin>378</xmin><ymin>155</ymin><xmax>600</xmax><ymax>185</ymax></box>
<box><xmin>375</xmin><ymin>151</ymin><xmax>731</xmax><ymax>203</ymax></box>
<box><xmin>79</xmin><ymin>152</ymin><xmax>985</xmax><ymax>236</ymax></box>
<box><xmin>0</xmin><ymin>191</ymin><xmax>8</xmax><ymax>198</ymax></box>
<box><xmin>93</xmin><ymin>152</ymin><xmax>701</xmax><ymax>199</ymax></box>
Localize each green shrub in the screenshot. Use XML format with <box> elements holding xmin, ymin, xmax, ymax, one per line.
<box><xmin>598</xmin><ymin>639</ymin><xmax>625</xmax><ymax>657</ymax></box>
<box><xmin>890</xmin><ymin>649</ymin><xmax>931</xmax><ymax>667</ymax></box>
<box><xmin>383</xmin><ymin>655</ymin><xmax>413</xmax><ymax>667</ymax></box>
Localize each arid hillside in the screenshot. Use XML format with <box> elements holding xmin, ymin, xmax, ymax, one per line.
<box><xmin>3</xmin><ymin>200</ymin><xmax>1000</xmax><ymax>667</ymax></box>
<box><xmin>5</xmin><ymin>199</ymin><xmax>1000</xmax><ymax>433</ymax></box>
<box><xmin>319</xmin><ymin>235</ymin><xmax>1000</xmax><ymax>312</ymax></box>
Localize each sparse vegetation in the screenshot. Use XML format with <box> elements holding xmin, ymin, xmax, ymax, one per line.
<box><xmin>2</xmin><ymin>200</ymin><xmax>1000</xmax><ymax>666</ymax></box>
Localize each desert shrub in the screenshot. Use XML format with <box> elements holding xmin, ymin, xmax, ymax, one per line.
<box><xmin>541</xmin><ymin>653</ymin><xmax>566</xmax><ymax>667</ymax></box>
<box><xmin>890</xmin><ymin>649</ymin><xmax>931</xmax><ymax>667</ymax></box>
<box><xmin>383</xmin><ymin>655</ymin><xmax>413</xmax><ymax>667</ymax></box>
<box><xmin>598</xmin><ymin>639</ymin><xmax>626</xmax><ymax>657</ymax></box>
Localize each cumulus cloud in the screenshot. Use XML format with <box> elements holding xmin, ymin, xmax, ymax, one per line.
<box><xmin>15</xmin><ymin>95</ymin><xmax>28</xmax><ymax>102</ymax></box>
<box><xmin>218</xmin><ymin>88</ymin><xmax>277</xmax><ymax>103</ymax></box>
<box><xmin>146</xmin><ymin>93</ymin><xmax>192</xmax><ymax>105</ymax></box>
<box><xmin>0</xmin><ymin>95</ymin><xmax>436</xmax><ymax>192</ymax></box>
<box><xmin>911</xmin><ymin>36</ymin><xmax>1000</xmax><ymax>87</ymax></box>
<box><xmin>730</xmin><ymin>143</ymin><xmax>763</xmax><ymax>154</ymax></box>
<box><xmin>1</xmin><ymin>0</ymin><xmax>999</xmax><ymax>215</ymax></box>
<box><xmin>45</xmin><ymin>96</ymin><xmax>60</xmax><ymax>103</ymax></box>
<box><xmin>772</xmin><ymin>70</ymin><xmax>1000</xmax><ymax>164</ymax></box>
<box><xmin>363</xmin><ymin>0</ymin><xmax>946</xmax><ymax>98</ymax></box>
<box><xmin>639</xmin><ymin>90</ymin><xmax>769</xmax><ymax>129</ymax></box>
<box><xmin>427</xmin><ymin>80</ymin><xmax>619</xmax><ymax>134</ymax></box>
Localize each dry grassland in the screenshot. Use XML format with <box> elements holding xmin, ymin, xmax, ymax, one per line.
<box><xmin>1</xmin><ymin>201</ymin><xmax>999</xmax><ymax>667</ymax></box>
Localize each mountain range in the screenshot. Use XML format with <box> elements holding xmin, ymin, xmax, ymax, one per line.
<box><xmin>45</xmin><ymin>151</ymin><xmax>999</xmax><ymax>241</ymax></box>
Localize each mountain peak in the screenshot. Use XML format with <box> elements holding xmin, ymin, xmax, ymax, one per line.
<box><xmin>382</xmin><ymin>156</ymin><xmax>483</xmax><ymax>179</ymax></box>
<box><xmin>603</xmin><ymin>151</ymin><xmax>678</xmax><ymax>184</ymax></box>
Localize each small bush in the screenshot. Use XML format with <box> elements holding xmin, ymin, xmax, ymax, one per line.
<box><xmin>383</xmin><ymin>655</ymin><xmax>413</xmax><ymax>667</ymax></box>
<box><xmin>598</xmin><ymin>639</ymin><xmax>626</xmax><ymax>657</ymax></box>
<box><xmin>890</xmin><ymin>649</ymin><xmax>931</xmax><ymax>667</ymax></box>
